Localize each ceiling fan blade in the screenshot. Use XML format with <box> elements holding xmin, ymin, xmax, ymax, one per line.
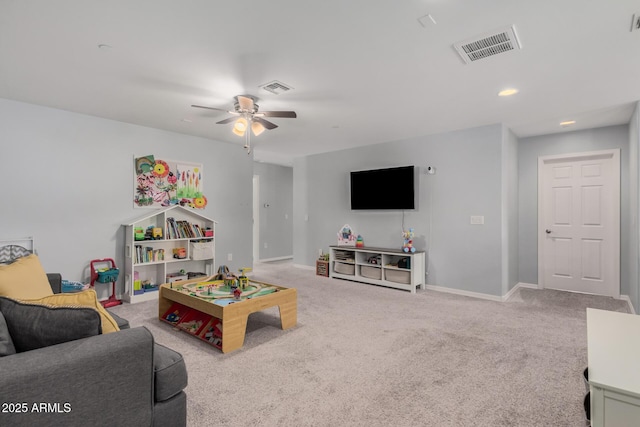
<box><xmin>191</xmin><ymin>104</ymin><xmax>231</xmax><ymax>113</ymax></box>
<box><xmin>253</xmin><ymin>116</ymin><xmax>278</xmax><ymax>130</ymax></box>
<box><xmin>259</xmin><ymin>111</ymin><xmax>297</xmax><ymax>118</ymax></box>
<box><xmin>216</xmin><ymin>117</ymin><xmax>238</xmax><ymax>125</ymax></box>
<box><xmin>237</xmin><ymin>96</ymin><xmax>254</xmax><ymax>111</ymax></box>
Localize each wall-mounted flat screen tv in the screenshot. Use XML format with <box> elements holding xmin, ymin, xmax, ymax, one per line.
<box><xmin>350</xmin><ymin>165</ymin><xmax>415</xmax><ymax>210</ymax></box>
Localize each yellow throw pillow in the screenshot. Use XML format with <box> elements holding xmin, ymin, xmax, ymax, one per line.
<box><xmin>20</xmin><ymin>289</ymin><xmax>120</xmax><ymax>334</ymax></box>
<box><xmin>0</xmin><ymin>254</ymin><xmax>53</xmax><ymax>299</ymax></box>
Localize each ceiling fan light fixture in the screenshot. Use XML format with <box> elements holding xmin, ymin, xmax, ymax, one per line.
<box><xmin>233</xmin><ymin>117</ymin><xmax>248</xmax><ymax>134</ymax></box>
<box><xmin>251</xmin><ymin>121</ymin><xmax>265</xmax><ymax>136</ymax></box>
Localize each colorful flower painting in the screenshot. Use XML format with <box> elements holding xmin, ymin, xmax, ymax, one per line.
<box><xmin>134</xmin><ymin>156</ymin><xmax>205</xmax><ymax>208</ymax></box>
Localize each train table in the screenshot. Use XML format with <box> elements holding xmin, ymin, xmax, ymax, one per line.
<box><xmin>158</xmin><ymin>278</ymin><xmax>297</xmax><ymax>353</ymax></box>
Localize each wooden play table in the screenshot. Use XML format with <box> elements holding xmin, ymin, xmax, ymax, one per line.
<box><xmin>158</xmin><ymin>279</ymin><xmax>297</xmax><ymax>353</ymax></box>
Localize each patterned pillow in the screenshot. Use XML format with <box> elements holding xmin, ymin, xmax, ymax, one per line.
<box><xmin>0</xmin><ymin>297</ymin><xmax>101</xmax><ymax>353</ymax></box>
<box><xmin>0</xmin><ymin>245</ymin><xmax>32</xmax><ymax>264</ymax></box>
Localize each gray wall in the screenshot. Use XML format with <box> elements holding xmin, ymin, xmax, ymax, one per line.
<box><xmin>502</xmin><ymin>127</ymin><xmax>519</xmax><ymax>294</ymax></box>
<box><xmin>293</xmin><ymin>124</ymin><xmax>508</xmax><ymax>296</ymax></box>
<box><xmin>0</xmin><ymin>98</ymin><xmax>253</xmax><ymax>299</ymax></box>
<box><xmin>629</xmin><ymin>102</ymin><xmax>639</xmax><ymax>313</ymax></box>
<box><xmin>518</xmin><ymin>125</ymin><xmax>630</xmax><ymax>296</ymax></box>
<box><xmin>253</xmin><ymin>162</ymin><xmax>293</xmax><ymax>260</ymax></box>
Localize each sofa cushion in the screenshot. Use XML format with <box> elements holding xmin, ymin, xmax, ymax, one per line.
<box><xmin>154</xmin><ymin>343</ymin><xmax>188</xmax><ymax>402</ymax></box>
<box><xmin>108</xmin><ymin>310</ymin><xmax>130</xmax><ymax>330</ymax></box>
<box><xmin>0</xmin><ymin>254</ymin><xmax>53</xmax><ymax>299</ymax></box>
<box><xmin>0</xmin><ymin>311</ymin><xmax>16</xmax><ymax>356</ymax></box>
<box><xmin>0</xmin><ymin>296</ymin><xmax>101</xmax><ymax>352</ymax></box>
<box><xmin>20</xmin><ymin>289</ymin><xmax>120</xmax><ymax>333</ymax></box>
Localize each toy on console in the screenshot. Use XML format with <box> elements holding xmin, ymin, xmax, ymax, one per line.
<box><xmin>337</xmin><ymin>224</ymin><xmax>357</xmax><ymax>246</ymax></box>
<box><xmin>402</xmin><ymin>228</ymin><xmax>416</xmax><ymax>253</ymax></box>
<box><xmin>356</xmin><ymin>235</ymin><xmax>364</xmax><ymax>248</ymax></box>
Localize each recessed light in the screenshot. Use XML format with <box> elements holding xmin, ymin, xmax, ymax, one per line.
<box><xmin>498</xmin><ymin>88</ymin><xmax>519</xmax><ymax>97</ymax></box>
<box><xmin>181</xmin><ymin>119</ymin><xmax>193</xmax><ymax>123</ymax></box>
<box><xmin>560</xmin><ymin>120</ymin><xmax>576</xmax><ymax>126</ymax></box>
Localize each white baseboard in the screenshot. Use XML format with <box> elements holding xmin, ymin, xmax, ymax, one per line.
<box><xmin>294</xmin><ymin>263</ymin><xmax>315</xmax><ymax>271</ymax></box>
<box><xmin>618</xmin><ymin>295</ymin><xmax>637</xmax><ymax>314</ymax></box>
<box><xmin>502</xmin><ymin>282</ymin><xmax>539</xmax><ymax>301</ymax></box>
<box><xmin>258</xmin><ymin>255</ymin><xmax>293</xmax><ymax>263</ymax></box>
<box><xmin>425</xmin><ymin>284</ymin><xmax>503</xmax><ymax>302</ymax></box>
<box><xmin>425</xmin><ymin>282</ymin><xmax>539</xmax><ymax>303</ymax></box>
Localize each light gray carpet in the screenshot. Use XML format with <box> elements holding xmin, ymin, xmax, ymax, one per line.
<box><xmin>109</xmin><ymin>261</ymin><xmax>629</xmax><ymax>427</ymax></box>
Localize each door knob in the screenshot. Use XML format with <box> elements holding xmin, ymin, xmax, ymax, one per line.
<box><xmin>545</xmin><ymin>229</ymin><xmax>552</xmax><ymax>234</ymax></box>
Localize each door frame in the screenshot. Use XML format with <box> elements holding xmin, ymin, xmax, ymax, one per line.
<box><xmin>537</xmin><ymin>148</ymin><xmax>620</xmax><ymax>297</ymax></box>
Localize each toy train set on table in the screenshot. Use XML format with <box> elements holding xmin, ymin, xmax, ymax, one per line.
<box><xmin>168</xmin><ymin>266</ymin><xmax>278</xmax><ymax>306</ymax></box>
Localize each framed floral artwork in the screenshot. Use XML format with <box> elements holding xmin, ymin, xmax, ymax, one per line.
<box><xmin>134</xmin><ymin>155</ymin><xmax>207</xmax><ymax>209</ymax></box>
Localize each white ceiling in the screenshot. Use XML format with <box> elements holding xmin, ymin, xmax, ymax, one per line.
<box><xmin>1</xmin><ymin>1</ymin><xmax>639</xmax><ymax>165</ymax></box>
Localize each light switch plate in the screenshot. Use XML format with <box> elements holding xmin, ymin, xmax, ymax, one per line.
<box><xmin>470</xmin><ymin>216</ymin><xmax>485</xmax><ymax>225</ymax></box>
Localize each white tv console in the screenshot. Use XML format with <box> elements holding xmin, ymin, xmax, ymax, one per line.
<box><xmin>329</xmin><ymin>245</ymin><xmax>425</xmax><ymax>293</ymax></box>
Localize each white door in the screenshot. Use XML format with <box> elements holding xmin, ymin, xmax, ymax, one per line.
<box><xmin>538</xmin><ymin>149</ymin><xmax>620</xmax><ymax>297</ymax></box>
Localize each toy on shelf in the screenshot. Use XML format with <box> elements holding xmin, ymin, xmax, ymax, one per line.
<box><xmin>173</xmin><ymin>247</ymin><xmax>186</xmax><ymax>259</ymax></box>
<box><xmin>356</xmin><ymin>235</ymin><xmax>364</xmax><ymax>248</ymax></box>
<box><xmin>402</xmin><ymin>228</ymin><xmax>416</xmax><ymax>253</ymax></box>
<box><xmin>134</xmin><ymin>227</ymin><xmax>145</xmax><ymax>241</ymax></box>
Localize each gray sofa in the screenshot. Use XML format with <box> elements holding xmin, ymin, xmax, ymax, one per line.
<box><xmin>0</xmin><ymin>274</ymin><xmax>187</xmax><ymax>427</ymax></box>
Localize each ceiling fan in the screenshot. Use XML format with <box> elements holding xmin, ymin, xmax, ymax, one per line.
<box><xmin>192</xmin><ymin>95</ymin><xmax>296</xmax><ymax>153</ymax></box>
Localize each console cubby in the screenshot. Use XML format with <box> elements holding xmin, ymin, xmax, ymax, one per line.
<box><xmin>329</xmin><ymin>246</ymin><xmax>425</xmax><ymax>293</ymax></box>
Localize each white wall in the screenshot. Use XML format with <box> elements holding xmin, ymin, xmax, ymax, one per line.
<box><xmin>0</xmin><ymin>98</ymin><xmax>253</xmax><ymax>298</ymax></box>
<box><xmin>294</xmin><ymin>124</ymin><xmax>508</xmax><ymax>296</ymax></box>
<box><xmin>253</xmin><ymin>162</ymin><xmax>293</xmax><ymax>260</ymax></box>
<box><xmin>518</xmin><ymin>125</ymin><xmax>630</xmax><ymax>295</ymax></box>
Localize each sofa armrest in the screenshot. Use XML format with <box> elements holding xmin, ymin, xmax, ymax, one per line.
<box><xmin>0</xmin><ymin>327</ymin><xmax>155</xmax><ymax>427</ymax></box>
<box><xmin>46</xmin><ymin>273</ymin><xmax>62</xmax><ymax>294</ymax></box>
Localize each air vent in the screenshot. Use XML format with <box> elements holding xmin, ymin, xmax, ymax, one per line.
<box><xmin>259</xmin><ymin>80</ymin><xmax>293</xmax><ymax>95</ymax></box>
<box><xmin>453</xmin><ymin>25</ymin><xmax>521</xmax><ymax>64</ymax></box>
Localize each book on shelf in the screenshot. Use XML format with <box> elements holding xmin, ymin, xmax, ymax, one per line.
<box><xmin>165</xmin><ymin>217</ymin><xmax>207</xmax><ymax>240</ymax></box>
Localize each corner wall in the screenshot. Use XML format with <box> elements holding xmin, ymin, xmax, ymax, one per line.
<box><xmin>629</xmin><ymin>102</ymin><xmax>640</xmax><ymax>313</ymax></box>
<box><xmin>294</xmin><ymin>124</ymin><xmax>507</xmax><ymax>296</ymax></box>
<box><xmin>518</xmin><ymin>125</ymin><xmax>630</xmax><ymax>295</ymax></box>
<box><xmin>0</xmin><ymin>98</ymin><xmax>254</xmax><ymax>298</ymax></box>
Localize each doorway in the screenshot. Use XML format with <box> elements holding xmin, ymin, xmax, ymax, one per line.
<box><xmin>538</xmin><ymin>149</ymin><xmax>620</xmax><ymax>297</ymax></box>
<box><xmin>252</xmin><ymin>175</ymin><xmax>260</xmax><ymax>263</ymax></box>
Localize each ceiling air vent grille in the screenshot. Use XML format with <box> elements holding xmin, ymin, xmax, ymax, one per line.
<box><xmin>259</xmin><ymin>80</ymin><xmax>293</xmax><ymax>95</ymax></box>
<box><xmin>453</xmin><ymin>25</ymin><xmax>521</xmax><ymax>64</ymax></box>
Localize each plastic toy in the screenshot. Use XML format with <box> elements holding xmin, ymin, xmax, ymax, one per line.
<box><xmin>238</xmin><ymin>267</ymin><xmax>252</xmax><ymax>290</ymax></box>
<box><xmin>356</xmin><ymin>235</ymin><xmax>364</xmax><ymax>248</ymax></box>
<box><xmin>337</xmin><ymin>224</ymin><xmax>357</xmax><ymax>246</ymax></box>
<box><xmin>173</xmin><ymin>247</ymin><xmax>186</xmax><ymax>259</ymax></box>
<box><xmin>152</xmin><ymin>227</ymin><xmax>163</xmax><ymax>239</ymax></box>
<box><xmin>134</xmin><ymin>227</ymin><xmax>145</xmax><ymax>241</ymax></box>
<box><xmin>402</xmin><ymin>228</ymin><xmax>416</xmax><ymax>253</ymax></box>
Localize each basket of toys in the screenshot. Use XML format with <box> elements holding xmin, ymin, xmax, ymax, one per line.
<box><xmin>97</xmin><ymin>268</ymin><xmax>120</xmax><ymax>283</ymax></box>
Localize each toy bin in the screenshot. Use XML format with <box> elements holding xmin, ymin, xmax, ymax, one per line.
<box><xmin>384</xmin><ymin>269</ymin><xmax>411</xmax><ymax>284</ymax></box>
<box><xmin>97</xmin><ymin>268</ymin><xmax>119</xmax><ymax>283</ymax></box>
<box><xmin>360</xmin><ymin>265</ymin><xmax>381</xmax><ymax>280</ymax></box>
<box><xmin>334</xmin><ymin>262</ymin><xmax>355</xmax><ymax>275</ymax></box>
<box><xmin>190</xmin><ymin>240</ymin><xmax>213</xmax><ymax>260</ymax></box>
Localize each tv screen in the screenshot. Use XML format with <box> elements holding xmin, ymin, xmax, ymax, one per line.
<box><xmin>350</xmin><ymin>166</ymin><xmax>415</xmax><ymax>210</ymax></box>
